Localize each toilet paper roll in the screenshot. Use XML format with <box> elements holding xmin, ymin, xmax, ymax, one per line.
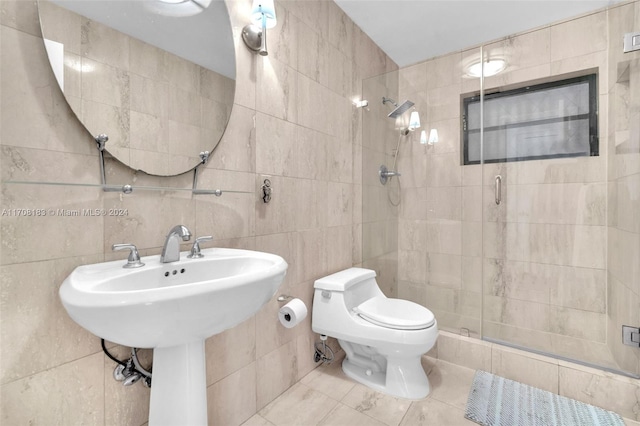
<box><xmin>278</xmin><ymin>298</ymin><xmax>308</xmax><ymax>329</ymax></box>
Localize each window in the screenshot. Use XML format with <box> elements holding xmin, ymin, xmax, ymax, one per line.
<box><xmin>462</xmin><ymin>74</ymin><xmax>598</xmax><ymax>165</ymax></box>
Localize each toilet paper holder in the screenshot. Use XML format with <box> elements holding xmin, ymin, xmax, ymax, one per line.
<box><xmin>277</xmin><ymin>295</ymin><xmax>292</xmax><ymax>302</ymax></box>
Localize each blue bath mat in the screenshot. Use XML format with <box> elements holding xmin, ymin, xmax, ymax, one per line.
<box><xmin>465</xmin><ymin>370</ymin><xmax>624</xmax><ymax>426</ymax></box>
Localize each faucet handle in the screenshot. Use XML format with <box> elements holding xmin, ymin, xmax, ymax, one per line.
<box><xmin>112</xmin><ymin>244</ymin><xmax>145</xmax><ymax>268</ymax></box>
<box><xmin>187</xmin><ymin>236</ymin><xmax>213</xmax><ymax>259</ymax></box>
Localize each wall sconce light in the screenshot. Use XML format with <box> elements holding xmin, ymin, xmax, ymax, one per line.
<box><xmin>421</xmin><ymin>129</ymin><xmax>439</xmax><ymax>145</ymax></box>
<box><xmin>242</xmin><ymin>0</ymin><xmax>277</xmax><ymax>56</ymax></box>
<box><xmin>428</xmin><ymin>128</ymin><xmax>439</xmax><ymax>145</ymax></box>
<box><xmin>420</xmin><ymin>130</ymin><xmax>427</xmax><ymax>145</ymax></box>
<box><xmin>408</xmin><ymin>111</ymin><xmax>421</xmax><ymax>131</ymax></box>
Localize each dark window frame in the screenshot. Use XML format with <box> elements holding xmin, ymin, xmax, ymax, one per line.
<box><xmin>461</xmin><ymin>73</ymin><xmax>599</xmax><ymax>165</ymax></box>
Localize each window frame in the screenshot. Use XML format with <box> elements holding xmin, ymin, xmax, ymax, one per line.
<box><xmin>461</xmin><ymin>73</ymin><xmax>599</xmax><ymax>165</ymax></box>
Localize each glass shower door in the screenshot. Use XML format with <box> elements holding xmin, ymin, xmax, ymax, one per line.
<box><xmin>479</xmin><ymin>3</ymin><xmax>640</xmax><ymax>377</ymax></box>
<box><xmin>360</xmin><ymin>71</ymin><xmax>401</xmax><ymax>297</ymax></box>
<box><xmin>605</xmin><ymin>2</ymin><xmax>640</xmax><ymax>377</ymax></box>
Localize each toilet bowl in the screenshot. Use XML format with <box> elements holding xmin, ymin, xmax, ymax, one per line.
<box><xmin>312</xmin><ymin>268</ymin><xmax>438</xmax><ymax>399</ymax></box>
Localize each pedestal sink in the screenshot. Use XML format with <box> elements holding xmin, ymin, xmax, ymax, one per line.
<box><xmin>60</xmin><ymin>248</ymin><xmax>287</xmax><ymax>426</ymax></box>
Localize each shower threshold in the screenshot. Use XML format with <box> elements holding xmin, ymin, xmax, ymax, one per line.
<box><xmin>482</xmin><ymin>336</ymin><xmax>640</xmax><ymax>380</ymax></box>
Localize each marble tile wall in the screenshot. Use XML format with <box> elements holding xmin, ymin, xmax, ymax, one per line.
<box><xmin>0</xmin><ymin>0</ymin><xmax>396</xmax><ymax>424</ymax></box>
<box><xmin>360</xmin><ymin>70</ymin><xmax>400</xmax><ymax>296</ymax></box>
<box><xmin>394</xmin><ymin>2</ymin><xmax>640</xmax><ymax>374</ymax></box>
<box><xmin>607</xmin><ymin>1</ymin><xmax>640</xmax><ymax>376</ymax></box>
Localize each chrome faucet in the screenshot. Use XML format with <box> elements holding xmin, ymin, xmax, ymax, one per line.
<box><xmin>160</xmin><ymin>225</ymin><xmax>192</xmax><ymax>263</ymax></box>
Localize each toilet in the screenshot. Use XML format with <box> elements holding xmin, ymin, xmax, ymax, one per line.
<box><xmin>312</xmin><ymin>267</ymin><xmax>438</xmax><ymax>400</ymax></box>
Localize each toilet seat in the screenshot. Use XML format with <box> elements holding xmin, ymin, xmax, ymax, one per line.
<box><xmin>353</xmin><ymin>297</ymin><xmax>435</xmax><ymax>330</ymax></box>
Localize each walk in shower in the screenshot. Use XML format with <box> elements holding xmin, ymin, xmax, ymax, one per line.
<box><xmin>360</xmin><ymin>1</ymin><xmax>640</xmax><ymax>378</ymax></box>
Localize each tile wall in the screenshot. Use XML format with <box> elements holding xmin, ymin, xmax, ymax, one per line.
<box><xmin>607</xmin><ymin>1</ymin><xmax>640</xmax><ymax>375</ymax></box>
<box><xmin>393</xmin><ymin>0</ymin><xmax>640</xmax><ymax>373</ymax></box>
<box><xmin>0</xmin><ymin>0</ymin><xmax>396</xmax><ymax>424</ymax></box>
<box><xmin>360</xmin><ymin>70</ymin><xmax>400</xmax><ymax>296</ymax></box>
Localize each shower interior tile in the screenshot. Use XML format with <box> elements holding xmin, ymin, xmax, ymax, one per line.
<box><xmin>484</xmin><ymin>296</ymin><xmax>551</xmax><ymax>333</ymax></box>
<box><xmin>426</xmin><ymin>253</ymin><xmax>462</xmax><ymax>288</ymax></box>
<box><xmin>427</xmin><ymin>117</ymin><xmax>460</xmax><ymax>155</ymax></box>
<box><xmin>425</xmin><ymin>221</ymin><xmax>462</xmax><ymax>255</ymax></box>
<box><xmin>549</xmin><ymin>307</ymin><xmax>606</xmax><ymax>342</ymax></box>
<box><xmin>461</xmin><ymin>256</ymin><xmax>482</xmax><ymax>294</ymax></box>
<box><xmin>462</xmin><ymin>186</ymin><xmax>482</xmax><ymax>221</ymax></box>
<box><xmin>462</xmin><ymin>222</ymin><xmax>482</xmax><ymax>257</ymax></box>
<box><xmin>398</xmin><ymin>62</ymin><xmax>427</xmax><ymax>95</ymax></box>
<box><xmin>482</xmin><ymin>259</ymin><xmax>551</xmax><ymax>304</ymax></box>
<box><xmin>550</xmin><ymin>334</ymin><xmax>619</xmax><ymax>370</ymax></box>
<box><xmin>425</xmin><ymin>52</ymin><xmax>462</xmax><ymax>90</ymax></box>
<box><xmin>398</xmin><ymin>220</ymin><xmax>428</xmax><ymax>252</ymax></box>
<box><xmin>483</xmin><ymin>322</ymin><xmax>554</xmax><ymax>354</ymax></box>
<box><xmin>550</xmin><ymin>11</ymin><xmax>608</xmax><ymax>62</ymax></box>
<box><xmin>515</xmin><ymin>156</ymin><xmax>606</xmax><ymax>185</ymax></box>
<box><xmin>551</xmin><ymin>50</ymin><xmax>608</xmax><ymax>95</ymax></box>
<box><xmin>426</xmin><ymin>186</ymin><xmax>462</xmax><ymax>221</ymax></box>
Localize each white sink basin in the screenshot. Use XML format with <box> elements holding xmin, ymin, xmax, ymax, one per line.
<box><xmin>60</xmin><ymin>248</ymin><xmax>287</xmax><ymax>348</ymax></box>
<box><xmin>60</xmin><ymin>247</ymin><xmax>288</xmax><ymax>426</ymax></box>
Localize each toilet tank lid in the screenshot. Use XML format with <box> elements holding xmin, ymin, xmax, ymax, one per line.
<box><xmin>314</xmin><ymin>268</ymin><xmax>376</xmax><ymax>291</ymax></box>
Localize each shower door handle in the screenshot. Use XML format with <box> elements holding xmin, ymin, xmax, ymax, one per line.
<box><xmin>495</xmin><ymin>175</ymin><xmax>502</xmax><ymax>205</ymax></box>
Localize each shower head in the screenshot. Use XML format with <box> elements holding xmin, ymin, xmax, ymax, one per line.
<box><xmin>388</xmin><ymin>100</ymin><xmax>415</xmax><ymax>119</ymax></box>
<box><xmin>382</xmin><ymin>97</ymin><xmax>415</xmax><ymax>119</ymax></box>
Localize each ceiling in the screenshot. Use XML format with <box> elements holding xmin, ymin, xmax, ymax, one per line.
<box><xmin>334</xmin><ymin>0</ymin><xmax>622</xmax><ymax>68</ymax></box>
<box><xmin>50</xmin><ymin>0</ymin><xmax>235</xmax><ymax>79</ymax></box>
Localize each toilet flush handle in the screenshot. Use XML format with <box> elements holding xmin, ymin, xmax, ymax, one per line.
<box><xmin>321</xmin><ymin>290</ymin><xmax>331</xmax><ymax>299</ymax></box>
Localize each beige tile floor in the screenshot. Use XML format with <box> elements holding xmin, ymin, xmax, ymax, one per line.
<box><xmin>242</xmin><ymin>356</ymin><xmax>640</xmax><ymax>426</ymax></box>
<box><xmin>242</xmin><ymin>357</ymin><xmax>476</xmax><ymax>426</ymax></box>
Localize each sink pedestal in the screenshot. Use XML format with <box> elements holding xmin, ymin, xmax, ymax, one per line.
<box><xmin>148</xmin><ymin>340</ymin><xmax>208</xmax><ymax>426</ymax></box>
<box><xmin>59</xmin><ymin>248</ymin><xmax>288</xmax><ymax>425</ymax></box>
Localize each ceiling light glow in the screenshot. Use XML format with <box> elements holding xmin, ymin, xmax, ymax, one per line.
<box><xmin>467</xmin><ymin>59</ymin><xmax>507</xmax><ymax>78</ymax></box>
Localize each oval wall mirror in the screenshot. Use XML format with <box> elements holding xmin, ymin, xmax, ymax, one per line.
<box><xmin>37</xmin><ymin>0</ymin><xmax>236</xmax><ymax>176</ymax></box>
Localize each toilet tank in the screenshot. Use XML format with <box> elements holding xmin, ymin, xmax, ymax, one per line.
<box><xmin>314</xmin><ymin>268</ymin><xmax>384</xmax><ymax>310</ymax></box>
